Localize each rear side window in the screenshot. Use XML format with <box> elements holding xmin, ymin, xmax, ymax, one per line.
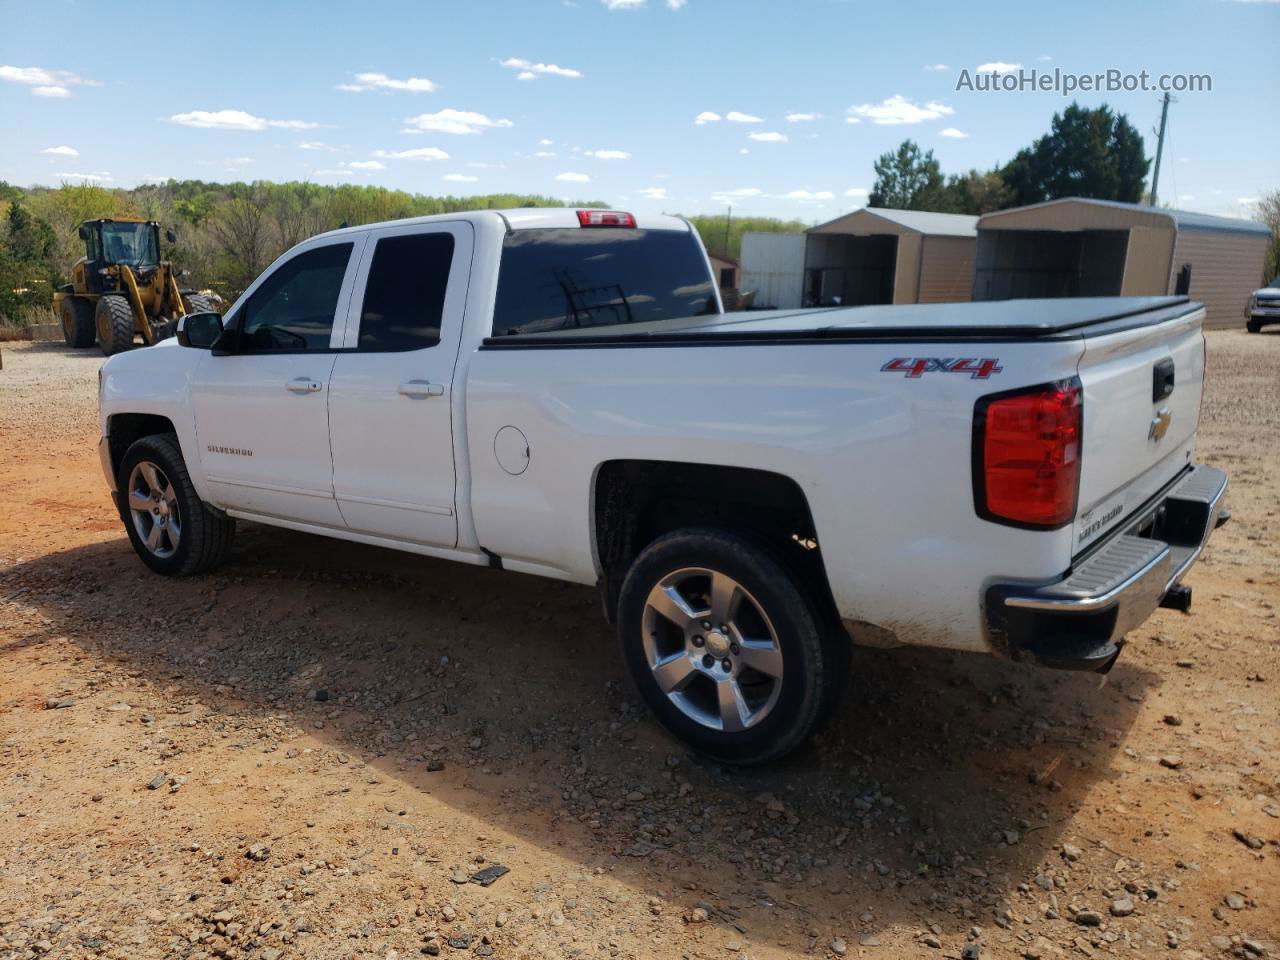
<box><xmin>492</xmin><ymin>228</ymin><xmax>717</xmax><ymax>336</ymax></box>
<box><xmin>358</xmin><ymin>232</ymin><xmax>456</xmax><ymax>351</ymax></box>
<box><xmin>239</xmin><ymin>243</ymin><xmax>353</xmax><ymax>352</ymax></box>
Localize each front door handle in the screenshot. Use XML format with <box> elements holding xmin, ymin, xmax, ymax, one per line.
<box><xmin>286</xmin><ymin>377</ymin><xmax>322</xmax><ymax>394</ymax></box>
<box><xmin>398</xmin><ymin>379</ymin><xmax>445</xmax><ymax>398</ymax></box>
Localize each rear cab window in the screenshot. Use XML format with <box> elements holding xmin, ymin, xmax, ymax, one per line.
<box><xmin>492</xmin><ymin>227</ymin><xmax>718</xmax><ymax>337</ymax></box>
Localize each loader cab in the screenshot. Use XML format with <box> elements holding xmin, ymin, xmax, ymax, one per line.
<box><xmin>78</xmin><ymin>219</ymin><xmax>162</xmax><ymax>292</ymax></box>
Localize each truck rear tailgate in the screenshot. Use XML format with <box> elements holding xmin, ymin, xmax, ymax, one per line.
<box><xmin>1072</xmin><ymin>304</ymin><xmax>1205</xmax><ymax>554</ymax></box>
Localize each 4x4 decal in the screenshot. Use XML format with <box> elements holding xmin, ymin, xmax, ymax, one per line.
<box><xmin>880</xmin><ymin>357</ymin><xmax>1004</xmax><ymax>379</ymax></box>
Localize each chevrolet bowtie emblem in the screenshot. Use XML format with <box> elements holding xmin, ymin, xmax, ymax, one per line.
<box><xmin>1149</xmin><ymin>407</ymin><xmax>1172</xmax><ymax>442</ymax></box>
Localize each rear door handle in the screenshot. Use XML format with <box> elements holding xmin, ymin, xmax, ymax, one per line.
<box><xmin>398</xmin><ymin>379</ymin><xmax>445</xmax><ymax>398</ymax></box>
<box><xmin>286</xmin><ymin>377</ymin><xmax>322</xmax><ymax>394</ymax></box>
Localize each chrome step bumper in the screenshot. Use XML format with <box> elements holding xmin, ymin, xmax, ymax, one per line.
<box><xmin>985</xmin><ymin>464</ymin><xmax>1228</xmax><ymax>672</ymax></box>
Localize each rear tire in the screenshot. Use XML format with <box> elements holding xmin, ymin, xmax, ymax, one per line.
<box><xmin>616</xmin><ymin>527</ymin><xmax>846</xmax><ymax>765</ymax></box>
<box><xmin>96</xmin><ymin>294</ymin><xmax>135</xmax><ymax>356</ymax></box>
<box><xmin>60</xmin><ymin>297</ymin><xmax>95</xmax><ymax>348</ymax></box>
<box><xmin>117</xmin><ymin>433</ymin><xmax>236</xmax><ymax>576</ymax></box>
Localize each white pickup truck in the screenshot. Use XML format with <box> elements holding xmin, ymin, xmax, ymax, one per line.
<box><xmin>98</xmin><ymin>208</ymin><xmax>1229</xmax><ymax>763</ymax></box>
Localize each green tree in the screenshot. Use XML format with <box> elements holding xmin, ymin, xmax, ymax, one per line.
<box><xmin>1257</xmin><ymin>190</ymin><xmax>1280</xmax><ymax>284</ymax></box>
<box><xmin>869</xmin><ymin>141</ymin><xmax>950</xmax><ymax>210</ymax></box>
<box><xmin>1001</xmin><ymin>102</ymin><xmax>1150</xmax><ymax>207</ymax></box>
<box><xmin>685</xmin><ymin>214</ymin><xmax>808</xmax><ymax>260</ymax></box>
<box><xmin>942</xmin><ymin>170</ymin><xmax>1010</xmax><ymax>215</ymax></box>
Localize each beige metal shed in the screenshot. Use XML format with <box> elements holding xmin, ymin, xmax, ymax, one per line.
<box><xmin>806</xmin><ymin>208</ymin><xmax>978</xmax><ymax>306</ymax></box>
<box><xmin>974</xmin><ymin>198</ymin><xmax>1271</xmax><ymax>327</ymax></box>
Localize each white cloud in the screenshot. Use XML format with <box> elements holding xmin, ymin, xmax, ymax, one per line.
<box><xmin>40</xmin><ymin>145</ymin><xmax>79</xmax><ymax>157</ymax></box>
<box><xmin>748</xmin><ymin>131</ymin><xmax>788</xmax><ymax>142</ymax></box>
<box><xmin>54</xmin><ymin>171</ymin><xmax>112</xmax><ymax>182</ymax></box>
<box><xmin>314</xmin><ymin>169</ymin><xmax>354</xmax><ymax>177</ymax></box>
<box><xmin>499</xmin><ymin>57</ymin><xmax>583</xmax><ymax>79</ymax></box>
<box><xmin>372</xmin><ymin>147</ymin><xmax>450</xmax><ymax>161</ymax></box>
<box><xmin>726</xmin><ymin>111</ymin><xmax>763</xmax><ymax>123</ymax></box>
<box><xmin>223</xmin><ymin>156</ymin><xmax>255</xmax><ymax>168</ymax></box>
<box><xmin>402</xmin><ymin>108</ymin><xmax>513</xmax><ymax>135</ymax></box>
<box><xmin>337</xmin><ymin>72</ymin><xmax>437</xmax><ymax>93</ymax></box>
<box><xmin>939</xmin><ymin>127</ymin><xmax>969</xmax><ymax>138</ymax></box>
<box><xmin>538</xmin><ymin>138</ymin><xmax>554</xmax><ymax>145</ymax></box>
<box><xmin>585</xmin><ymin>149</ymin><xmax>630</xmax><ymax>160</ymax></box>
<box><xmin>444</xmin><ymin>173</ymin><xmax>479</xmax><ymax>182</ymax></box>
<box><xmin>845</xmin><ymin>187</ymin><xmax>869</xmax><ymax>197</ymax></box>
<box><xmin>467</xmin><ymin>161</ymin><xmax>504</xmax><ymax>169</ymax></box>
<box><xmin>711</xmin><ymin>187</ymin><xmax>763</xmax><ymax>202</ymax></box>
<box><xmin>784</xmin><ymin>112</ymin><xmax>819</xmax><ymax>123</ymax></box>
<box><xmin>639</xmin><ymin>186</ymin><xmax>667</xmax><ymax>199</ymax></box>
<box><xmin>739</xmin><ymin>148</ymin><xmax>749</xmax><ymax>154</ymax></box>
<box><xmin>1</xmin><ymin>65</ymin><xmax>96</xmax><ymax>97</ymax></box>
<box><xmin>298</xmin><ymin>141</ymin><xmax>338</xmax><ymax>152</ymax></box>
<box><xmin>694</xmin><ymin>111</ymin><xmax>721</xmax><ymax>125</ymax></box>
<box><xmin>347</xmin><ymin>160</ymin><xmax>386</xmax><ymax>170</ymax></box>
<box><xmin>169</xmin><ymin>109</ymin><xmax>319</xmax><ymax>131</ymax></box>
<box><xmin>534</xmin><ymin>151</ymin><xmax>557</xmax><ymax>158</ymax></box>
<box><xmin>666</xmin><ymin>0</ymin><xmax>687</xmax><ymax>7</ymax></box>
<box><xmin>601</xmin><ymin>0</ymin><xmax>645</xmax><ymax>7</ymax></box>
<box><xmin>1037</xmin><ymin>54</ymin><xmax>1054</xmax><ymax>62</ymax></box>
<box><xmin>976</xmin><ymin>61</ymin><xmax>1022</xmax><ymax>74</ymax></box>
<box><xmin>923</xmin><ymin>63</ymin><xmax>949</xmax><ymax>71</ymax></box>
<box><xmin>846</xmin><ymin>95</ymin><xmax>954</xmax><ymax>125</ymax></box>
<box><xmin>781</xmin><ymin>190</ymin><xmax>834</xmax><ymax>200</ymax></box>
<box><xmin>846</xmin><ymin>117</ymin><xmax>861</xmax><ymax>125</ymax></box>
<box><xmin>555</xmin><ymin>171</ymin><xmax>591</xmax><ymax>182</ymax></box>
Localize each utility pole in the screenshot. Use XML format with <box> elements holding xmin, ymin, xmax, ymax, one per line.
<box><xmin>724</xmin><ymin>205</ymin><xmax>732</xmax><ymax>258</ymax></box>
<box><xmin>1150</xmin><ymin>92</ymin><xmax>1173</xmax><ymax>208</ymax></box>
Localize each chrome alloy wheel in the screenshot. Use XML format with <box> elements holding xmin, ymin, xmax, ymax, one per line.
<box><xmin>127</xmin><ymin>460</ymin><xmax>181</xmax><ymax>559</ymax></box>
<box><xmin>641</xmin><ymin>567</ymin><xmax>785</xmax><ymax>732</ymax></box>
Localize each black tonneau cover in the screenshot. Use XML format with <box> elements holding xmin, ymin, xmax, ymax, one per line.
<box><xmin>482</xmin><ymin>296</ymin><xmax>1200</xmax><ymax>347</ymax></box>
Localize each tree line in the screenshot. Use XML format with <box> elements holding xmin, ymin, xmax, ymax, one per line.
<box><xmin>869</xmin><ymin>102</ymin><xmax>1151</xmax><ymax>214</ymax></box>
<box><xmin>0</xmin><ymin>180</ymin><xmax>609</xmax><ymax>322</ymax></box>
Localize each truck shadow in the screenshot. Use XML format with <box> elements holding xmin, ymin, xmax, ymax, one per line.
<box><xmin>2</xmin><ymin>523</ymin><xmax>1160</xmax><ymax>952</ymax></box>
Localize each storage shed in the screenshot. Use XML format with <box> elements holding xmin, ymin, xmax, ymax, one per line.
<box><xmin>806</xmin><ymin>207</ymin><xmax>979</xmax><ymax>306</ymax></box>
<box><xmin>973</xmin><ymin>198</ymin><xmax>1271</xmax><ymax>327</ymax></box>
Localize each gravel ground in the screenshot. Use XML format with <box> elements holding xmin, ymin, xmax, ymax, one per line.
<box><xmin>0</xmin><ymin>332</ymin><xmax>1276</xmax><ymax>960</ymax></box>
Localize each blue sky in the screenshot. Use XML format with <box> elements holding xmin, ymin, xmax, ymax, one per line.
<box><xmin>2</xmin><ymin>0</ymin><xmax>1276</xmax><ymax>222</ymax></box>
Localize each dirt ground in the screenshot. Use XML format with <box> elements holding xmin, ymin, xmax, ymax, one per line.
<box><xmin>0</xmin><ymin>332</ymin><xmax>1275</xmax><ymax>960</ymax></box>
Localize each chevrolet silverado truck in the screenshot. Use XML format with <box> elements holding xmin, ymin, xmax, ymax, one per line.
<box><xmin>1246</xmin><ymin>274</ymin><xmax>1280</xmax><ymax>333</ymax></box>
<box><xmin>97</xmin><ymin>208</ymin><xmax>1229</xmax><ymax>763</ymax></box>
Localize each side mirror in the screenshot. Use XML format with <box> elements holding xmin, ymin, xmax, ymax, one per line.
<box><xmin>176</xmin><ymin>312</ymin><xmax>223</xmax><ymax>349</ymax></box>
<box><xmin>78</xmin><ymin>224</ymin><xmax>90</xmax><ymax>241</ymax></box>
<box><xmin>165</xmin><ymin>229</ymin><xmax>177</xmax><ymax>244</ymax></box>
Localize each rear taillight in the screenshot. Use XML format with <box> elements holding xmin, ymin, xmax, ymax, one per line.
<box><xmin>973</xmin><ymin>378</ymin><xmax>1082</xmax><ymax>529</ymax></box>
<box><xmin>577</xmin><ymin>209</ymin><xmax>636</xmax><ymax>228</ymax></box>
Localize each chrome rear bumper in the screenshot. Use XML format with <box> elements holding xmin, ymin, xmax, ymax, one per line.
<box><xmin>985</xmin><ymin>464</ymin><xmax>1228</xmax><ymax>671</ymax></box>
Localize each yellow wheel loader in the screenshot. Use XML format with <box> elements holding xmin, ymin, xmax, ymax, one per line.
<box><xmin>51</xmin><ymin>218</ymin><xmax>215</xmax><ymax>356</ymax></box>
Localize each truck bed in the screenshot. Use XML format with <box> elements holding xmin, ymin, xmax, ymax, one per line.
<box><xmin>483</xmin><ymin>296</ymin><xmax>1198</xmax><ymax>346</ymax></box>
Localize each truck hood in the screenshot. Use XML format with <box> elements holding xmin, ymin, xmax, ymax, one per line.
<box><xmin>491</xmin><ymin>296</ymin><xmax>1196</xmax><ymax>344</ymax></box>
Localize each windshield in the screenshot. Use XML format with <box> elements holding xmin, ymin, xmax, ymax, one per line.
<box><xmin>492</xmin><ymin>228</ymin><xmax>718</xmax><ymax>336</ymax></box>
<box><xmin>100</xmin><ymin>222</ymin><xmax>159</xmax><ymax>266</ymax></box>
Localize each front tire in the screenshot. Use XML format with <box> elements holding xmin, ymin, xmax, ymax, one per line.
<box><xmin>96</xmin><ymin>294</ymin><xmax>136</xmax><ymax>356</ymax></box>
<box><xmin>1246</xmin><ymin>319</ymin><xmax>1263</xmax><ymax>334</ymax></box>
<box><xmin>117</xmin><ymin>433</ymin><xmax>235</xmax><ymax>576</ymax></box>
<box><xmin>60</xmin><ymin>297</ymin><xmax>95</xmax><ymax>347</ymax></box>
<box><xmin>616</xmin><ymin>528</ymin><xmax>846</xmax><ymax>765</ymax></box>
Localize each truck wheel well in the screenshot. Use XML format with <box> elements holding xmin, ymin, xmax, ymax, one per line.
<box><xmin>107</xmin><ymin>413</ymin><xmax>177</xmax><ymax>482</ymax></box>
<box><xmin>593</xmin><ymin>460</ymin><xmax>834</xmax><ymax>624</ymax></box>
